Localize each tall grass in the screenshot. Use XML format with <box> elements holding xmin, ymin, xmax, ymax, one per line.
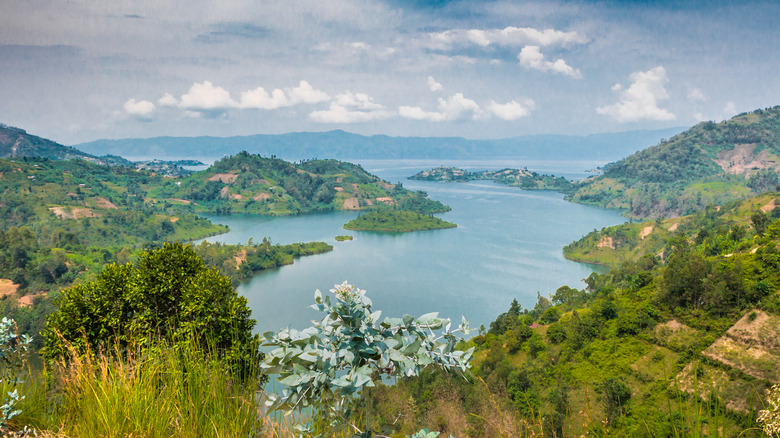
<box><xmin>11</xmin><ymin>340</ymin><xmax>263</xmax><ymax>437</ymax></box>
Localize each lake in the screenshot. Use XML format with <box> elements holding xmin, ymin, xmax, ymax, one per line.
<box><xmin>200</xmin><ymin>159</ymin><xmax>626</xmax><ymax>333</ymax></box>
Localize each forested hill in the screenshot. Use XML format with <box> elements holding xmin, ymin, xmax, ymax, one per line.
<box><xmin>0</xmin><ymin>124</ymin><xmax>99</xmax><ymax>162</ymax></box>
<box><xmin>150</xmin><ymin>151</ymin><xmax>450</xmax><ymax>215</ymax></box>
<box><xmin>568</xmin><ymin>106</ymin><xmax>780</xmax><ymax>218</ymax></box>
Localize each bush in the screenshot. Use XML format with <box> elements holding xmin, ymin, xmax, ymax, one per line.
<box><xmin>41</xmin><ymin>243</ymin><xmax>260</xmax><ymax>377</ymax></box>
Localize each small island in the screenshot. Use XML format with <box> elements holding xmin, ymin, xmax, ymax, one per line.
<box><xmin>410</xmin><ymin>166</ymin><xmax>573</xmax><ymax>193</ymax></box>
<box><xmin>343</xmin><ymin>210</ymin><xmax>457</xmax><ymax>232</ymax></box>
<box><xmin>335</xmin><ymin>235</ymin><xmax>354</xmax><ymax>241</ymax></box>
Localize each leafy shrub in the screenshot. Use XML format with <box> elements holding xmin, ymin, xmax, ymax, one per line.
<box><xmin>261</xmin><ymin>282</ymin><xmax>472</xmax><ymax>436</ymax></box>
<box><xmin>41</xmin><ymin>243</ymin><xmax>260</xmax><ymax>377</ymax></box>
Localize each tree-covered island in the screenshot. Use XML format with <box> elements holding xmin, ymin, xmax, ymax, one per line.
<box><xmin>343</xmin><ymin>209</ymin><xmax>457</xmax><ymax>232</ymax></box>
<box><xmin>411</xmin><ymin>166</ymin><xmax>574</xmax><ymax>193</ymax></box>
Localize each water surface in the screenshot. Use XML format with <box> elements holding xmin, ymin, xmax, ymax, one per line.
<box><xmin>201</xmin><ymin>159</ymin><xmax>625</xmax><ymax>333</ymax></box>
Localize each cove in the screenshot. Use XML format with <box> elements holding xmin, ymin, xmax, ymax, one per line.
<box><xmin>201</xmin><ymin>159</ymin><xmax>626</xmax><ymax>333</ymax></box>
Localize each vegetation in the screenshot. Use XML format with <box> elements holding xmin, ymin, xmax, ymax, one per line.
<box><xmin>411</xmin><ymin>166</ymin><xmax>574</xmax><ymax>193</ymax></box>
<box><xmin>335</xmin><ymin>235</ymin><xmax>354</xmax><ymax>241</ymax></box>
<box><xmin>192</xmin><ymin>239</ymin><xmax>333</xmax><ymax>283</ymax></box>
<box><xmin>41</xmin><ymin>243</ymin><xmax>261</xmax><ymax>378</ymax></box>
<box><xmin>261</xmin><ymin>282</ymin><xmax>473</xmax><ymax>437</ymax></box>
<box><xmin>151</xmin><ymin>152</ymin><xmax>450</xmax><ymax>216</ymax></box>
<box><xmin>564</xmin><ymin>192</ymin><xmax>780</xmax><ymax>268</ymax></box>
<box><xmin>568</xmin><ymin>106</ymin><xmax>780</xmax><ymax>218</ymax></box>
<box><xmin>343</xmin><ymin>210</ymin><xmax>457</xmax><ymax>232</ymax></box>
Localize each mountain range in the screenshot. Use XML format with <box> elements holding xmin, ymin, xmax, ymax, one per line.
<box><xmin>73</xmin><ymin>128</ymin><xmax>684</xmax><ymax>162</ymax></box>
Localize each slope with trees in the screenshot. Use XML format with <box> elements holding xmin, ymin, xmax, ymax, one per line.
<box><xmin>568</xmin><ymin>106</ymin><xmax>780</xmax><ymax>218</ymax></box>
<box><xmin>150</xmin><ymin>151</ymin><xmax>450</xmax><ymax>216</ymax></box>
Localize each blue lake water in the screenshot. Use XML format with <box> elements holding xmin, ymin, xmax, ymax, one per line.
<box><xmin>200</xmin><ymin>159</ymin><xmax>625</xmax><ymax>333</ymax></box>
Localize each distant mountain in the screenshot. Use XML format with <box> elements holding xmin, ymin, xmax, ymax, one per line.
<box><xmin>568</xmin><ymin>106</ymin><xmax>780</xmax><ymax>218</ymax></box>
<box><xmin>0</xmin><ymin>123</ymin><xmax>100</xmax><ymax>162</ymax></box>
<box><xmin>73</xmin><ymin>128</ymin><xmax>684</xmax><ymax>162</ymax></box>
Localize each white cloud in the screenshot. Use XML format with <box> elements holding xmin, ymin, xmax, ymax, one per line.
<box><xmin>287</xmin><ymin>80</ymin><xmax>330</xmax><ymax>104</ymax></box>
<box><xmin>398</xmin><ymin>106</ymin><xmax>447</xmax><ymax>122</ymax></box>
<box><xmin>429</xmin><ymin>26</ymin><xmax>586</xmax><ymax>49</ymax></box>
<box><xmin>596</xmin><ymin>66</ymin><xmax>676</xmax><ymax>123</ymax></box>
<box><xmin>688</xmin><ymin>88</ymin><xmax>706</xmax><ymax>102</ymax></box>
<box><xmin>332</xmin><ymin>91</ymin><xmax>383</xmax><ymax>110</ymax></box>
<box><xmin>427</xmin><ymin>76</ymin><xmax>443</xmax><ymax>92</ymax></box>
<box><xmin>399</xmin><ymin>93</ymin><xmax>482</xmax><ymax>122</ymax></box>
<box><xmin>178</xmin><ymin>81</ymin><xmax>236</xmax><ymax>111</ymax></box>
<box><xmin>239</xmin><ymin>80</ymin><xmax>329</xmax><ymax>110</ymax></box>
<box><xmin>240</xmin><ymin>87</ymin><xmax>289</xmax><ymax>110</ymax></box>
<box><xmin>309</xmin><ymin>91</ymin><xmax>392</xmax><ymax>123</ymax></box>
<box><xmin>694</xmin><ymin>112</ymin><xmax>706</xmax><ymax>122</ymax></box>
<box><xmin>157</xmin><ymin>93</ymin><xmax>179</xmax><ymax>108</ymax></box>
<box><xmin>467</xmin><ymin>29</ymin><xmax>490</xmax><ymax>47</ymax></box>
<box><xmin>123</xmin><ymin>99</ymin><xmax>155</xmax><ymax>119</ymax></box>
<box><xmin>518</xmin><ymin>46</ymin><xmax>582</xmax><ymax>78</ymax></box>
<box><xmin>488</xmin><ymin>99</ymin><xmax>535</xmax><ymax>120</ymax></box>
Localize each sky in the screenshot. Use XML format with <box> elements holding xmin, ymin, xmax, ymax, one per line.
<box><xmin>1</xmin><ymin>0</ymin><xmax>779</xmax><ymax>145</ymax></box>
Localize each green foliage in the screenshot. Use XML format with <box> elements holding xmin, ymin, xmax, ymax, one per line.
<box><xmin>41</xmin><ymin>243</ymin><xmax>260</xmax><ymax>378</ymax></box>
<box><xmin>568</xmin><ymin>106</ymin><xmax>780</xmax><ymax>218</ymax></box>
<box><xmin>193</xmin><ymin>238</ymin><xmax>333</xmax><ymax>283</ymax></box>
<box><xmin>600</xmin><ymin>377</ymin><xmax>631</xmax><ymax>422</ymax></box>
<box><xmin>343</xmin><ymin>210</ymin><xmax>457</xmax><ymax>232</ymax></box>
<box><xmin>261</xmin><ymin>282</ymin><xmax>473</xmax><ymax>436</ymax></box>
<box><xmin>159</xmin><ymin>152</ymin><xmax>450</xmax><ymax>216</ymax></box>
<box><xmin>0</xmin><ymin>318</ymin><xmax>32</xmax><ymax>430</ymax></box>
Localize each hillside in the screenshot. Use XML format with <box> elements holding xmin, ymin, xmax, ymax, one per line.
<box><xmin>73</xmin><ymin>128</ymin><xmax>683</xmax><ymax>162</ymax></box>
<box><xmin>568</xmin><ymin>106</ymin><xmax>780</xmax><ymax>218</ymax></box>
<box><xmin>0</xmin><ymin>124</ymin><xmax>99</xmax><ymax>162</ymax></box>
<box><xmin>564</xmin><ymin>192</ymin><xmax>780</xmax><ymax>268</ymax></box>
<box><xmin>150</xmin><ymin>151</ymin><xmax>450</xmax><ymax>216</ymax></box>
<box><xmin>410</xmin><ymin>166</ymin><xmax>574</xmax><ymax>192</ymax></box>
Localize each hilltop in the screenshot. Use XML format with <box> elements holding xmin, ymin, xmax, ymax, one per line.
<box><xmin>0</xmin><ymin>124</ymin><xmax>99</xmax><ymax>162</ymax></box>
<box><xmin>153</xmin><ymin>151</ymin><xmax>450</xmax><ymax>216</ymax></box>
<box><xmin>568</xmin><ymin>106</ymin><xmax>780</xmax><ymax>218</ymax></box>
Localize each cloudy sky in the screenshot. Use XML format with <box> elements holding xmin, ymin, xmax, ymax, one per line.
<box><xmin>1</xmin><ymin>0</ymin><xmax>779</xmax><ymax>145</ymax></box>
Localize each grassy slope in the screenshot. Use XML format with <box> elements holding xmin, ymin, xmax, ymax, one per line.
<box><xmin>568</xmin><ymin>106</ymin><xmax>780</xmax><ymax>218</ymax></box>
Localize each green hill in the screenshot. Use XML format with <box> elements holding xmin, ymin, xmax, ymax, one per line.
<box><xmin>568</xmin><ymin>106</ymin><xmax>780</xmax><ymax>218</ymax></box>
<box><xmin>150</xmin><ymin>151</ymin><xmax>450</xmax><ymax>216</ymax></box>
<box><xmin>0</xmin><ymin>124</ymin><xmax>99</xmax><ymax>162</ymax></box>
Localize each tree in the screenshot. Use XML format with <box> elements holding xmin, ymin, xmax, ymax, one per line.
<box><xmin>601</xmin><ymin>377</ymin><xmax>631</xmax><ymax>422</ymax></box>
<box><xmin>41</xmin><ymin>243</ymin><xmax>260</xmax><ymax>376</ymax></box>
